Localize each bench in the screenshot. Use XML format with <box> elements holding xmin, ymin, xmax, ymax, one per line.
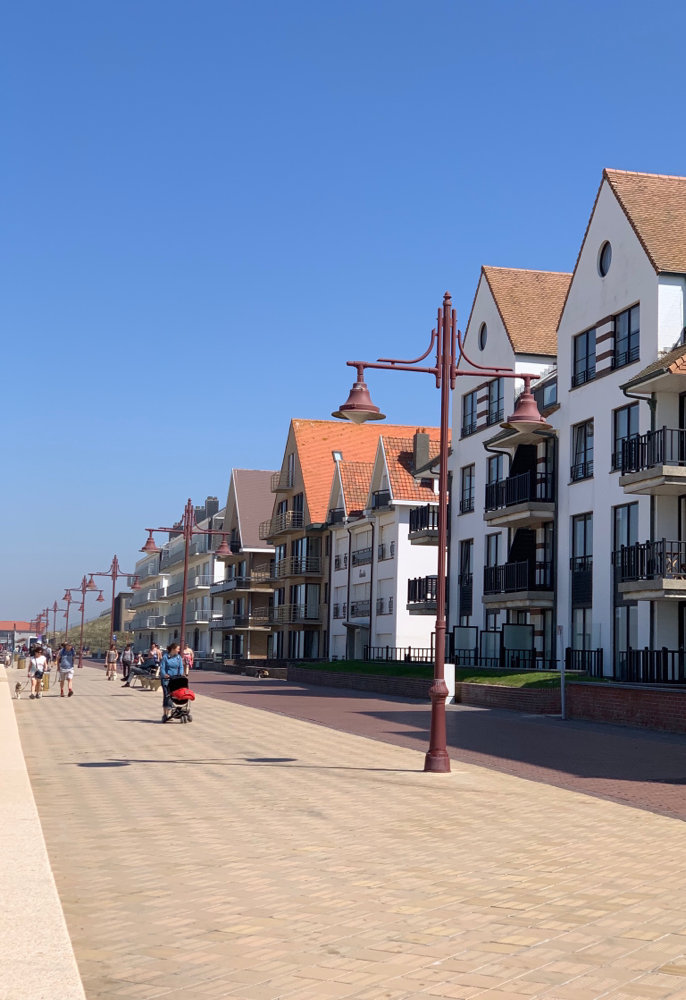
<box><xmin>130</xmin><ymin>665</ymin><xmax>161</xmax><ymax>691</ymax></box>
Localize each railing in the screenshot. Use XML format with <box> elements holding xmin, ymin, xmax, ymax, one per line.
<box><xmin>570</xmin><ymin>460</ymin><xmax>593</xmax><ymax>482</ymax></box>
<box><xmin>570</xmin><ymin>555</ymin><xmax>592</xmax><ymax>571</ymax></box>
<box><xmin>407</xmin><ymin>576</ymin><xmax>438</xmax><ymax>606</ymax></box>
<box><xmin>160</xmin><ymin>548</ymin><xmax>184</xmax><ymax>569</ymax></box>
<box><xmin>461</xmin><ymin>421</ymin><xmax>477</xmax><ymax>437</ymax></box>
<box><xmin>483</xmin><ymin>560</ymin><xmax>553</xmax><ymax>594</ymax></box>
<box><xmin>571</xmin><ymin>366</ymin><xmax>595</xmax><ymax>388</ymax></box>
<box><xmin>618</xmin><ymin>539</ymin><xmax>686</xmax><ymax>582</ymax></box>
<box><xmin>565</xmin><ymin>647</ymin><xmax>604</xmax><ymax>677</ymax></box>
<box><xmin>484</xmin><ymin>471</ymin><xmax>555</xmax><ymax>512</ymax></box>
<box><xmin>409</xmin><ymin>505</ymin><xmax>439</xmax><ymax>533</ymax></box>
<box><xmin>271</xmin><ymin>556</ymin><xmax>322</xmax><ymax>578</ymax></box>
<box><xmin>332</xmin><ymin>603</ymin><xmax>346</xmax><ymax>619</ymax></box>
<box><xmin>377</xmin><ymin>542</ymin><xmax>395</xmax><ymax>560</ymax></box>
<box><xmin>376</xmin><ymin>597</ymin><xmax>393</xmax><ymax>615</ymax></box>
<box><xmin>259</xmin><ymin>510</ymin><xmax>304</xmax><ymax>539</ymax></box>
<box><xmin>613</xmin><ymin>343</ymin><xmax>640</xmax><ymax>369</ymax></box>
<box><xmin>365</xmin><ymin>645</ymin><xmax>434</xmax><ymax>663</ymax></box>
<box><xmin>371</xmin><ymin>490</ymin><xmax>391</xmax><ymax>509</ymax></box>
<box><xmin>268</xmin><ymin>603</ymin><xmax>321</xmax><ymax>623</ymax></box>
<box><xmin>622</xmin><ymin>427</ymin><xmax>686</xmax><ymax>474</ymax></box>
<box><xmin>210</xmin><ymin>613</ymin><xmax>270</xmax><ymax>629</ymax></box>
<box><xmin>459</xmin><ymin>496</ymin><xmax>475</xmax><ymax>514</ymax></box>
<box><xmin>328</xmin><ymin>507</ymin><xmax>346</xmax><ymax>524</ymax></box>
<box><xmin>486</xmin><ymin>406</ymin><xmax>504</xmax><ymax>427</ymax></box>
<box><xmin>458</xmin><ymin>572</ymin><xmax>473</xmax><ymax>618</ymax></box>
<box><xmin>271</xmin><ymin>470</ymin><xmax>294</xmax><ymax>492</ymax></box>
<box><xmin>570</xmin><ymin>556</ymin><xmax>593</xmax><ymax>606</ymax></box>
<box><xmin>334</xmin><ymin>553</ymin><xmax>347</xmax><ymax>571</ymax></box>
<box><xmin>350</xmin><ymin>600</ymin><xmax>371</xmax><ymax>618</ymax></box>
<box><xmin>165</xmin><ymin>611</ymin><xmax>182</xmax><ymax>626</ymax></box>
<box><xmin>617</xmin><ymin>647</ymin><xmax>686</xmax><ymax>683</ymax></box>
<box><xmin>129</xmin><ymin>614</ymin><xmax>165</xmax><ymax>630</ymax></box>
<box><xmin>351</xmin><ymin>547</ymin><xmax>372</xmax><ymax>566</ymax></box>
<box><xmin>187</xmin><ymin>609</ymin><xmax>217</xmax><ymax>623</ymax></box>
<box><xmin>130</xmin><ymin>587</ymin><xmax>165</xmax><ymax>608</ymax></box>
<box><xmin>210</xmin><ymin>571</ymin><xmax>270</xmax><ymax>595</ymax></box>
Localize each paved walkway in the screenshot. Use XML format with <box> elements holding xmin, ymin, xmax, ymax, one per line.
<box><xmin>12</xmin><ymin>663</ymin><xmax>686</xmax><ymax>1000</ymax></box>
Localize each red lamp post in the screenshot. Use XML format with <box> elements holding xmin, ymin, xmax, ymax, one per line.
<box><xmin>141</xmin><ymin>499</ymin><xmax>232</xmax><ymax>653</ymax></box>
<box><xmin>333</xmin><ymin>291</ymin><xmax>550</xmax><ymax>773</ymax></box>
<box><xmin>89</xmin><ymin>557</ymin><xmax>141</xmax><ymax>647</ymax></box>
<box><xmin>65</xmin><ymin>576</ymin><xmax>105</xmax><ymax>669</ymax></box>
<box><xmin>50</xmin><ymin>601</ymin><xmax>60</xmax><ymax>647</ymax></box>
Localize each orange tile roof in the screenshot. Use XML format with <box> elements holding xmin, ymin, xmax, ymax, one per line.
<box><xmin>0</xmin><ymin>621</ymin><xmax>32</xmax><ymax>631</ymax></box>
<box><xmin>382</xmin><ymin>431</ymin><xmax>442</xmax><ymax>503</ymax></box>
<box><xmin>292</xmin><ymin>420</ymin><xmax>441</xmax><ymax>523</ymax></box>
<box><xmin>478</xmin><ymin>266</ymin><xmax>571</xmax><ymax>356</ymax></box>
<box><xmin>339</xmin><ymin>462</ymin><xmax>374</xmax><ymax>516</ymax></box>
<box><xmin>604</xmin><ymin>169</ymin><xmax>686</xmax><ymax>274</ymax></box>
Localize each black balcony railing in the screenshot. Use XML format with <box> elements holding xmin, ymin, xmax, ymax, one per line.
<box><xmin>375</xmin><ymin>596</ymin><xmax>393</xmax><ymax>615</ymax></box>
<box><xmin>458</xmin><ymin>572</ymin><xmax>473</xmax><ymax>618</ymax></box>
<box><xmin>334</xmin><ymin>553</ymin><xmax>347</xmax><ymax>571</ymax></box>
<box><xmin>565</xmin><ymin>647</ymin><xmax>604</xmax><ymax>677</ymax></box>
<box><xmin>409</xmin><ymin>504</ymin><xmax>439</xmax><ymax>533</ymax></box>
<box><xmin>364</xmin><ymin>645</ymin><xmax>434</xmax><ymax>663</ymax></box>
<box><xmin>618</xmin><ymin>539</ymin><xmax>686</xmax><ymax>582</ymax></box>
<box><xmin>377</xmin><ymin>542</ymin><xmax>395</xmax><ymax>560</ymax></box>
<box><xmin>571</xmin><ymin>366</ymin><xmax>596</xmax><ymax>388</ymax></box>
<box><xmin>461</xmin><ymin>421</ymin><xmax>477</xmax><ymax>437</ymax></box>
<box><xmin>616</xmin><ymin>647</ymin><xmax>686</xmax><ymax>684</ymax></box>
<box><xmin>483</xmin><ymin>560</ymin><xmax>553</xmax><ymax>595</ymax></box>
<box><xmin>332</xmin><ymin>602</ymin><xmax>346</xmax><ymax>619</ymax></box>
<box><xmin>270</xmin><ymin>556</ymin><xmax>322</xmax><ymax>579</ymax></box>
<box><xmin>486</xmin><ymin>406</ymin><xmax>504</xmax><ymax>427</ymax></box>
<box><xmin>371</xmin><ymin>490</ymin><xmax>392</xmax><ymax>509</ymax></box>
<box><xmin>351</xmin><ymin>547</ymin><xmax>372</xmax><ymax>566</ymax></box>
<box><xmin>484</xmin><ymin>471</ymin><xmax>555</xmax><ymax>512</ymax></box>
<box><xmin>621</xmin><ymin>427</ymin><xmax>686</xmax><ymax>474</ymax></box>
<box><xmin>612</xmin><ymin>344</ymin><xmax>640</xmax><ymax>370</ymax></box>
<box><xmin>570</xmin><ymin>460</ymin><xmax>593</xmax><ymax>482</ymax></box>
<box><xmin>328</xmin><ymin>507</ymin><xmax>346</xmax><ymax>524</ymax></box>
<box><xmin>350</xmin><ymin>600</ymin><xmax>371</xmax><ymax>618</ymax></box>
<box><xmin>459</xmin><ymin>496</ymin><xmax>475</xmax><ymax>514</ymax></box>
<box><xmin>407</xmin><ymin>576</ymin><xmax>438</xmax><ymax>606</ymax></box>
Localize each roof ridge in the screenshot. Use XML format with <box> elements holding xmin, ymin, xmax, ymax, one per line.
<box><xmin>482</xmin><ymin>265</ymin><xmax>572</xmax><ymax>276</ymax></box>
<box><xmin>605</xmin><ymin>167</ymin><xmax>686</xmax><ymax>182</ymax></box>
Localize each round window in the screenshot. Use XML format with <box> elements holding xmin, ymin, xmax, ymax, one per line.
<box><xmin>478</xmin><ymin>323</ymin><xmax>487</xmax><ymax>351</ymax></box>
<box><xmin>599</xmin><ymin>241</ymin><xmax>612</xmax><ymax>277</ymax></box>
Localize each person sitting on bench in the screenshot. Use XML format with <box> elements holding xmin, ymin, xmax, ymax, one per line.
<box><xmin>122</xmin><ymin>651</ymin><xmax>157</xmax><ymax>688</ymax></box>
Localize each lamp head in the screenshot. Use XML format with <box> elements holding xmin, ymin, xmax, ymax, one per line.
<box><xmin>141</xmin><ymin>532</ymin><xmax>161</xmax><ymax>554</ymax></box>
<box><xmin>96</xmin><ymin>591</ymin><xmax>105</xmax><ymax>603</ymax></box>
<box><xmin>86</xmin><ymin>575</ymin><xmax>97</xmax><ymax>591</ymax></box>
<box><xmin>332</xmin><ymin>365</ymin><xmax>385</xmax><ymax>424</ymax></box>
<box><xmin>215</xmin><ymin>537</ymin><xmax>232</xmax><ymax>558</ymax></box>
<box><xmin>502</xmin><ymin>377</ymin><xmax>551</xmax><ymax>434</ymax></box>
<box><xmin>62</xmin><ymin>590</ymin><xmax>71</xmax><ymax>602</ymax></box>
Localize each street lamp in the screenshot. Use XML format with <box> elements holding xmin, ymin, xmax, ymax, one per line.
<box><xmin>50</xmin><ymin>601</ymin><xmax>60</xmax><ymax>648</ymax></box>
<box><xmin>333</xmin><ymin>291</ymin><xmax>549</xmax><ymax>773</ymax></box>
<box><xmin>141</xmin><ymin>499</ymin><xmax>233</xmax><ymax>653</ymax></box>
<box><xmin>89</xmin><ymin>557</ymin><xmax>141</xmax><ymax>647</ymax></box>
<box><xmin>65</xmin><ymin>576</ymin><xmax>105</xmax><ymax>669</ymax></box>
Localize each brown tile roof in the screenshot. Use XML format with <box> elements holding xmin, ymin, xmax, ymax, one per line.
<box><xmin>0</xmin><ymin>621</ymin><xmax>32</xmax><ymax>631</ymax></box>
<box><xmin>292</xmin><ymin>420</ymin><xmax>441</xmax><ymax>524</ymax></box>
<box><xmin>233</xmin><ymin>469</ymin><xmax>278</xmax><ymax>549</ymax></box>
<box><xmin>622</xmin><ymin>342</ymin><xmax>686</xmax><ymax>386</ymax></box>
<box><xmin>382</xmin><ymin>431</ymin><xmax>442</xmax><ymax>503</ymax></box>
<box><xmin>604</xmin><ymin>169</ymin><xmax>686</xmax><ymax>274</ymax></box>
<box><xmin>339</xmin><ymin>462</ymin><xmax>374</xmax><ymax>517</ymax></box>
<box><xmin>478</xmin><ymin>266</ymin><xmax>571</xmax><ymax>356</ymax></box>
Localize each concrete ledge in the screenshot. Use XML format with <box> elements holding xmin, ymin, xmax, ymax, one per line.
<box><xmin>0</xmin><ymin>665</ymin><xmax>85</xmax><ymax>999</ymax></box>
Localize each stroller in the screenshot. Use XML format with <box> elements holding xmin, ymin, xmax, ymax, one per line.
<box><xmin>167</xmin><ymin>674</ymin><xmax>196</xmax><ymax>723</ymax></box>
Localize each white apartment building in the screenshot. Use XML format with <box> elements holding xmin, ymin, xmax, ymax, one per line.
<box><xmin>449</xmin><ymin>168</ymin><xmax>686</xmax><ymax>679</ymax></box>
<box><xmin>328</xmin><ymin>430</ymin><xmax>443</xmax><ymax>661</ymax></box>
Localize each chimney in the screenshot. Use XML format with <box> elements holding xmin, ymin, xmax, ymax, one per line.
<box><xmin>194</xmin><ymin>504</ymin><xmax>206</xmax><ymax>523</ymax></box>
<box><xmin>413</xmin><ymin>430</ymin><xmax>430</xmax><ymax>474</ymax></box>
<box><xmin>205</xmin><ymin>496</ymin><xmax>219</xmax><ymax>520</ymax></box>
<box><xmin>168</xmin><ymin>521</ymin><xmax>183</xmax><ymax>541</ymax></box>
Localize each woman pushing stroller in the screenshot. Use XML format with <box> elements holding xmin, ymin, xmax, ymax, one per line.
<box><xmin>160</xmin><ymin>643</ymin><xmax>184</xmax><ymax>722</ymax></box>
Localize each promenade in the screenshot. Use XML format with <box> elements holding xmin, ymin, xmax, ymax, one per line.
<box><xmin>12</xmin><ymin>664</ymin><xmax>686</xmax><ymax>1000</ymax></box>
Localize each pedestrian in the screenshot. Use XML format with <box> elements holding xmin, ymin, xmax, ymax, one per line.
<box><xmin>122</xmin><ymin>649</ymin><xmax>156</xmax><ymax>688</ymax></box>
<box><xmin>182</xmin><ymin>643</ymin><xmax>194</xmax><ymax>675</ymax></box>
<box><xmin>44</xmin><ymin>643</ymin><xmax>53</xmax><ymax>667</ymax></box>
<box><xmin>57</xmin><ymin>642</ymin><xmax>76</xmax><ymax>697</ymax></box>
<box><xmin>28</xmin><ymin>644</ymin><xmax>48</xmax><ymax>700</ymax></box>
<box><xmin>105</xmin><ymin>642</ymin><xmax>119</xmax><ymax>681</ymax></box>
<box><xmin>121</xmin><ymin>643</ymin><xmax>134</xmax><ymax>682</ymax></box>
<box><xmin>160</xmin><ymin>642</ymin><xmax>183</xmax><ymax>722</ymax></box>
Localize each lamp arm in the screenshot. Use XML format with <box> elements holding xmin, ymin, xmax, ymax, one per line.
<box><xmin>347</xmin><ymin>360</ymin><xmax>438</xmax><ymax>377</ymax></box>
<box><xmin>454</xmin><ymin>327</ymin><xmax>514</xmax><ymax>374</ymax></box>
<box><xmin>377</xmin><ymin>329</ymin><xmax>438</xmax><ymax>366</ymax></box>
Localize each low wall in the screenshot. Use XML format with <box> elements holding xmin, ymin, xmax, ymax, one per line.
<box><xmin>567</xmin><ymin>681</ymin><xmax>686</xmax><ymax>734</ymax></box>
<box><xmin>288</xmin><ymin>665</ymin><xmax>433</xmax><ymax>699</ymax></box>
<box><xmin>459</xmin><ymin>682</ymin><xmax>561</xmax><ymax>714</ymax></box>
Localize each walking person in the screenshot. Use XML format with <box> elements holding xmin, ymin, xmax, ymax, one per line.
<box><xmin>160</xmin><ymin>642</ymin><xmax>183</xmax><ymax>722</ymax></box>
<box><xmin>105</xmin><ymin>642</ymin><xmax>119</xmax><ymax>681</ymax></box>
<box><xmin>182</xmin><ymin>643</ymin><xmax>194</xmax><ymax>675</ymax></box>
<box><xmin>121</xmin><ymin>643</ymin><xmax>134</xmax><ymax>682</ymax></box>
<box><xmin>28</xmin><ymin>645</ymin><xmax>48</xmax><ymax>700</ymax></box>
<box><xmin>57</xmin><ymin>642</ymin><xmax>76</xmax><ymax>697</ymax></box>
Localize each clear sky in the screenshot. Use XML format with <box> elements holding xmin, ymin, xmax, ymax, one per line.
<box><xmin>3</xmin><ymin>0</ymin><xmax>685</xmax><ymax>618</ymax></box>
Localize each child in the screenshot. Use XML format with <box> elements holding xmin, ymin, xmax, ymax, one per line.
<box><xmin>105</xmin><ymin>642</ymin><xmax>119</xmax><ymax>681</ymax></box>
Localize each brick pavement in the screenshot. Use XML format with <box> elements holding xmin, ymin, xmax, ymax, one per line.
<box><xmin>189</xmin><ymin>671</ymin><xmax>686</xmax><ymax>822</ymax></box>
<box><xmin>12</xmin><ymin>663</ymin><xmax>686</xmax><ymax>1000</ymax></box>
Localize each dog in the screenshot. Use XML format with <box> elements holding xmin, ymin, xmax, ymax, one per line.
<box><xmin>255</xmin><ymin>669</ymin><xmax>269</xmax><ymax>679</ymax></box>
<box><xmin>14</xmin><ymin>682</ymin><xmax>22</xmax><ymax>699</ymax></box>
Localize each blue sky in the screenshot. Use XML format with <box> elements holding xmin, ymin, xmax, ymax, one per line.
<box><xmin>2</xmin><ymin>0</ymin><xmax>685</xmax><ymax>618</ymax></box>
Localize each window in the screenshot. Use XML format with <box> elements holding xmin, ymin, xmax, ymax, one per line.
<box><xmin>612</xmin><ymin>403</ymin><xmax>639</xmax><ymax>470</ymax></box>
<box><xmin>613</xmin><ymin>304</ymin><xmax>640</xmax><ymax>369</ymax></box>
<box><xmin>459</xmin><ymin>539</ymin><xmax>473</xmax><ymax>621</ymax></box>
<box><xmin>572</xmin><ymin>608</ymin><xmax>593</xmax><ymax>650</ymax></box>
<box><xmin>571</xmin><ymin>421</ymin><xmax>594</xmax><ymax>481</ymax></box>
<box><xmin>598</xmin><ymin>241</ymin><xmax>612</xmax><ymax>277</ymax></box>
<box><xmin>488</xmin><ymin>378</ymin><xmax>504</xmax><ymax>425</ymax></box>
<box><xmin>292</xmin><ymin>492</ymin><xmax>304</xmax><ymax>513</ymax></box>
<box><xmin>572</xmin><ymin>329</ymin><xmax>596</xmax><ymax>387</ymax></box>
<box><xmin>487</xmin><ymin>454</ymin><xmax>503</xmax><ymax>485</ymax></box>
<box><xmin>460</xmin><ymin>464</ymin><xmax>475</xmax><ymax>514</ymax></box>
<box><xmin>478</xmin><ymin>323</ymin><xmax>487</xmax><ymax>351</ymax></box>
<box><xmin>613</xmin><ymin>502</ymin><xmax>638</xmax><ymax>552</ymax></box>
<box><xmin>462</xmin><ymin>390</ymin><xmax>477</xmax><ymax>436</ymax></box>
<box><xmin>485</xmin><ymin>533</ymin><xmax>500</xmax><ymax>567</ymax></box>
<box><xmin>533</xmin><ymin>378</ymin><xmax>557</xmax><ymax>411</ymax></box>
<box><xmin>571</xmin><ymin>513</ymin><xmax>593</xmax><ymax>570</ymax></box>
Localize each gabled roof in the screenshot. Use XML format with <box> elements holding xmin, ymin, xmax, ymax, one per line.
<box><xmin>339</xmin><ymin>462</ymin><xmax>374</xmax><ymax>517</ymax></box>
<box><xmin>605</xmin><ymin>169</ymin><xmax>686</xmax><ymax>274</ymax></box>
<box><xmin>291</xmin><ymin>420</ymin><xmax>443</xmax><ymax>523</ymax></box>
<box><xmin>381</xmin><ymin>432</ymin><xmax>442</xmax><ymax>503</ymax></box>
<box><xmin>0</xmin><ymin>620</ymin><xmax>32</xmax><ymax>631</ymax></box>
<box><xmin>233</xmin><ymin>469</ymin><xmax>277</xmax><ymax>549</ymax></box>
<box><xmin>622</xmin><ymin>341</ymin><xmax>686</xmax><ymax>393</ymax></box>
<box><xmin>476</xmin><ymin>266</ymin><xmax>571</xmax><ymax>356</ymax></box>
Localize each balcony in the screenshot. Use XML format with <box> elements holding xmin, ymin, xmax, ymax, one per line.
<box><xmin>484</xmin><ymin>471</ymin><xmax>555</xmax><ymax>528</ymax></box>
<box><xmin>332</xmin><ymin>602</ymin><xmax>347</xmax><ymax>619</ymax></box>
<box><xmin>270</xmin><ymin>556</ymin><xmax>322</xmax><ymax>579</ymax></box>
<box><xmin>570</xmin><ymin>460</ymin><xmax>593</xmax><ymax>482</ymax></box>
<box><xmin>620</xmin><ymin>428</ymin><xmax>686</xmax><ymax>495</ymax></box>
<box><xmin>328</xmin><ymin>507</ymin><xmax>346</xmax><ymax>524</ymax></box>
<box><xmin>483</xmin><ymin>560</ymin><xmax>554</xmax><ymax>609</ymax></box>
<box><xmin>376</xmin><ymin>596</ymin><xmax>393</xmax><ymax>615</ymax></box>
<box><xmin>130</xmin><ymin>585</ymin><xmax>167</xmax><ymax>608</ymax></box>
<box><xmin>407</xmin><ymin>576</ymin><xmax>438</xmax><ymax>615</ymax></box>
<box><xmin>271</xmin><ymin>470</ymin><xmax>294</xmax><ymax>492</ymax></box>
<box><xmin>160</xmin><ymin>548</ymin><xmax>184</xmax><ymax>570</ymax></box>
<box><xmin>570</xmin><ymin>555</ymin><xmax>593</xmax><ymax>606</ymax></box>
<box><xmin>350</xmin><ymin>599</ymin><xmax>371</xmax><ymax>619</ymax></box>
<box><xmin>617</xmin><ymin>539</ymin><xmax>686</xmax><ymax>600</ymax></box>
<box><xmin>351</xmin><ymin>547</ymin><xmax>372</xmax><ymax>567</ymax></box>
<box><xmin>459</xmin><ymin>496</ymin><xmax>475</xmax><ymax>514</ymax></box>
<box><xmin>377</xmin><ymin>541</ymin><xmax>395</xmax><ymax>561</ymax></box>
<box><xmin>210</xmin><ymin>612</ymin><xmax>271</xmax><ymax>631</ymax></box>
<box><xmin>371</xmin><ymin>490</ymin><xmax>392</xmax><ymax>510</ymax></box>
<box><xmin>259</xmin><ymin>510</ymin><xmax>305</xmax><ymax>540</ymax></box>
<box><xmin>408</xmin><ymin>504</ymin><xmax>439</xmax><ymax>544</ymax></box>
<box><xmin>187</xmin><ymin>609</ymin><xmax>220</xmax><ymax>623</ymax></box>
<box><xmin>334</xmin><ymin>553</ymin><xmax>348</xmax><ymax>571</ymax></box>
<box><xmin>165</xmin><ymin>611</ymin><xmax>182</xmax><ymax>626</ymax></box>
<box><xmin>166</xmin><ymin>574</ymin><xmax>213</xmax><ymax>597</ymax></box>
<box><xmin>129</xmin><ymin>614</ymin><xmax>165</xmax><ymax>631</ymax></box>
<box><xmin>617</xmin><ymin>647</ymin><xmax>686</xmax><ymax>683</ymax></box>
<box><xmin>210</xmin><ymin>572</ymin><xmax>270</xmax><ymax>595</ymax></box>
<box><xmin>268</xmin><ymin>603</ymin><xmax>321</xmax><ymax>624</ymax></box>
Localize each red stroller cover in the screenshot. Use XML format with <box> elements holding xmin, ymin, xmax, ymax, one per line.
<box><xmin>170</xmin><ymin>687</ymin><xmax>195</xmax><ymax>701</ymax></box>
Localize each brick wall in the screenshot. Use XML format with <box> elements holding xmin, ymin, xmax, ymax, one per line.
<box><xmin>567</xmin><ymin>681</ymin><xmax>686</xmax><ymax>734</ymax></box>
<box><xmin>458</xmin><ymin>682</ymin><xmax>561</xmax><ymax>714</ymax></box>
<box><xmin>288</xmin><ymin>666</ymin><xmax>433</xmax><ymax>700</ymax></box>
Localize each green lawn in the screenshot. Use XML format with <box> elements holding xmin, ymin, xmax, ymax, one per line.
<box><xmin>302</xmin><ymin>660</ymin><xmax>583</xmax><ymax>689</ymax></box>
